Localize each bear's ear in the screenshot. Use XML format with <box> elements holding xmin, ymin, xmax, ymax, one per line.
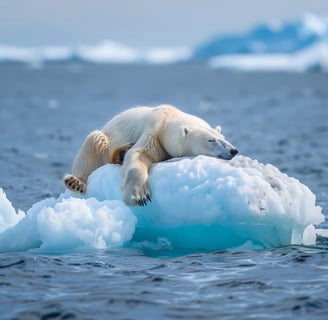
<box><xmin>215</xmin><ymin>125</ymin><xmax>222</xmax><ymax>133</ymax></box>
<box><xmin>179</xmin><ymin>125</ymin><xmax>189</xmax><ymax>138</ymax></box>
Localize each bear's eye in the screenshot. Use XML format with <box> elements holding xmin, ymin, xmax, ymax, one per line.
<box><xmin>208</xmin><ymin>139</ymin><xmax>216</xmax><ymax>143</ymax></box>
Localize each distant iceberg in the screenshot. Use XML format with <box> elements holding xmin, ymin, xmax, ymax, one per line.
<box><xmin>0</xmin><ymin>14</ymin><xmax>327</xmax><ymax>71</ymax></box>
<box><xmin>209</xmin><ymin>41</ymin><xmax>328</xmax><ymax>72</ymax></box>
<box><xmin>76</xmin><ymin>41</ymin><xmax>140</xmax><ymax>63</ymax></box>
<box><xmin>143</xmin><ymin>47</ymin><xmax>192</xmax><ymax>64</ymax></box>
<box><xmin>198</xmin><ymin>14</ymin><xmax>328</xmax><ymax>71</ymax></box>
<box><xmin>0</xmin><ymin>156</ymin><xmax>325</xmax><ymax>254</ymax></box>
<box><xmin>0</xmin><ymin>42</ymin><xmax>140</xmax><ymax>64</ymax></box>
<box><xmin>0</xmin><ymin>45</ymin><xmax>74</xmax><ymax>63</ymax></box>
<box><xmin>193</xmin><ymin>14</ymin><xmax>328</xmax><ymax>58</ymax></box>
<box><xmin>0</xmin><ymin>42</ymin><xmax>189</xmax><ymax>65</ymax></box>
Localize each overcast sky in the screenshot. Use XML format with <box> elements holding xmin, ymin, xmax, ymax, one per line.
<box><xmin>0</xmin><ymin>0</ymin><xmax>327</xmax><ymax>48</ymax></box>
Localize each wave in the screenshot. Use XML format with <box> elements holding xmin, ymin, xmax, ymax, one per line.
<box><xmin>0</xmin><ymin>156</ymin><xmax>325</xmax><ymax>254</ymax></box>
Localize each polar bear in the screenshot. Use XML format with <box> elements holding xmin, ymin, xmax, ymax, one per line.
<box><xmin>64</xmin><ymin>105</ymin><xmax>238</xmax><ymax>206</ymax></box>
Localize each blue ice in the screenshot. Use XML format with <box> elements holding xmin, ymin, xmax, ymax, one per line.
<box><xmin>0</xmin><ymin>155</ymin><xmax>324</xmax><ymax>254</ymax></box>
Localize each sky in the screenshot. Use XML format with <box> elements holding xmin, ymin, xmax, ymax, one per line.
<box><xmin>0</xmin><ymin>0</ymin><xmax>328</xmax><ymax>48</ymax></box>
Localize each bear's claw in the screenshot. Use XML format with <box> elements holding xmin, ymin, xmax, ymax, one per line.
<box><xmin>123</xmin><ymin>168</ymin><xmax>152</xmax><ymax>206</ymax></box>
<box><xmin>64</xmin><ymin>175</ymin><xmax>86</xmax><ymax>194</ymax></box>
<box><xmin>136</xmin><ymin>193</ymin><xmax>152</xmax><ymax>206</ymax></box>
<box><xmin>129</xmin><ymin>190</ymin><xmax>152</xmax><ymax>207</ymax></box>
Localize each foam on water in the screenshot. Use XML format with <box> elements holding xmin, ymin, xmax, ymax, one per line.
<box><xmin>0</xmin><ymin>156</ymin><xmax>325</xmax><ymax>253</ymax></box>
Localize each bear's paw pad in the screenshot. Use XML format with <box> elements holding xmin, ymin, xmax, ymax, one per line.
<box><xmin>64</xmin><ymin>175</ymin><xmax>86</xmax><ymax>194</ymax></box>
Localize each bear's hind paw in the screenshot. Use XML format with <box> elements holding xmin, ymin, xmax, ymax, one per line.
<box><xmin>63</xmin><ymin>175</ymin><xmax>86</xmax><ymax>194</ymax></box>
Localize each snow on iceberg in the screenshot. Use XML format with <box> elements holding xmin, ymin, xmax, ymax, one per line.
<box><xmin>0</xmin><ymin>155</ymin><xmax>324</xmax><ymax>253</ymax></box>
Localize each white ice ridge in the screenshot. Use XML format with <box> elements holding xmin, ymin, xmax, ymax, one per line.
<box><xmin>209</xmin><ymin>41</ymin><xmax>328</xmax><ymax>72</ymax></box>
<box><xmin>0</xmin><ymin>156</ymin><xmax>325</xmax><ymax>253</ymax></box>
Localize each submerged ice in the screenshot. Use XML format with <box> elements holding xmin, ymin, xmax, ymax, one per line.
<box><xmin>0</xmin><ymin>155</ymin><xmax>324</xmax><ymax>253</ymax></box>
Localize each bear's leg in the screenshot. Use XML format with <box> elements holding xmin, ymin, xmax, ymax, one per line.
<box><xmin>121</xmin><ymin>148</ymin><xmax>154</xmax><ymax>206</ymax></box>
<box><xmin>111</xmin><ymin>143</ymin><xmax>134</xmax><ymax>164</ymax></box>
<box><xmin>64</xmin><ymin>130</ymin><xmax>110</xmax><ymax>194</ymax></box>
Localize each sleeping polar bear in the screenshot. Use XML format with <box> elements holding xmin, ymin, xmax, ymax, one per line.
<box><xmin>64</xmin><ymin>105</ymin><xmax>238</xmax><ymax>206</ymax></box>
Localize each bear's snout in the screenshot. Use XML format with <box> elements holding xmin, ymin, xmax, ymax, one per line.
<box><xmin>230</xmin><ymin>148</ymin><xmax>238</xmax><ymax>157</ymax></box>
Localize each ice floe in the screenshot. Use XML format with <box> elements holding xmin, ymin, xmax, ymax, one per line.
<box><xmin>0</xmin><ymin>156</ymin><xmax>325</xmax><ymax>253</ymax></box>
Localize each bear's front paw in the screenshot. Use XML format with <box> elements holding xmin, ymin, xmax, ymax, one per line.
<box><xmin>130</xmin><ymin>184</ymin><xmax>151</xmax><ymax>207</ymax></box>
<box><xmin>124</xmin><ymin>183</ymin><xmax>152</xmax><ymax>207</ymax></box>
<box><xmin>63</xmin><ymin>175</ymin><xmax>86</xmax><ymax>194</ymax></box>
<box><xmin>123</xmin><ymin>168</ymin><xmax>152</xmax><ymax>206</ymax></box>
<box><xmin>134</xmin><ymin>185</ymin><xmax>152</xmax><ymax>207</ymax></box>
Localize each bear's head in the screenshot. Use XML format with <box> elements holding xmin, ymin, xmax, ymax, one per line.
<box><xmin>179</xmin><ymin>125</ymin><xmax>238</xmax><ymax>160</ymax></box>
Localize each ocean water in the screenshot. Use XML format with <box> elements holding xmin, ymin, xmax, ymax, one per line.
<box><xmin>0</xmin><ymin>64</ymin><xmax>328</xmax><ymax>319</ymax></box>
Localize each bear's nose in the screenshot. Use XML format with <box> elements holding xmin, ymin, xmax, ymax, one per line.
<box><xmin>230</xmin><ymin>148</ymin><xmax>238</xmax><ymax>157</ymax></box>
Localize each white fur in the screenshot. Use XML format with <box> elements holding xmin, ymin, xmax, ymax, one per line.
<box><xmin>65</xmin><ymin>105</ymin><xmax>237</xmax><ymax>206</ymax></box>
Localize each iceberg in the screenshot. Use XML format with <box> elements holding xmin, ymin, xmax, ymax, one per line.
<box><xmin>0</xmin><ymin>156</ymin><xmax>324</xmax><ymax>254</ymax></box>
<box><xmin>197</xmin><ymin>14</ymin><xmax>328</xmax><ymax>72</ymax></box>
<box><xmin>193</xmin><ymin>14</ymin><xmax>328</xmax><ymax>59</ymax></box>
<box><xmin>0</xmin><ymin>196</ymin><xmax>136</xmax><ymax>253</ymax></box>
<box><xmin>0</xmin><ymin>42</ymin><xmax>139</xmax><ymax>65</ymax></box>
<box><xmin>143</xmin><ymin>47</ymin><xmax>192</xmax><ymax>64</ymax></box>
<box><xmin>0</xmin><ymin>43</ymin><xmax>189</xmax><ymax>65</ymax></box>
<box><xmin>0</xmin><ymin>44</ymin><xmax>74</xmax><ymax>64</ymax></box>
<box><xmin>209</xmin><ymin>41</ymin><xmax>328</xmax><ymax>72</ymax></box>
<box><xmin>76</xmin><ymin>41</ymin><xmax>140</xmax><ymax>63</ymax></box>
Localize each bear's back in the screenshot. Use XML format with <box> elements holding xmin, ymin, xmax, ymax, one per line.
<box><xmin>101</xmin><ymin>106</ymin><xmax>157</xmax><ymax>145</ymax></box>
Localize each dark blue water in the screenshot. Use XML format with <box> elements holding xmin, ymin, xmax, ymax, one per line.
<box><xmin>0</xmin><ymin>64</ymin><xmax>328</xmax><ymax>319</ymax></box>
